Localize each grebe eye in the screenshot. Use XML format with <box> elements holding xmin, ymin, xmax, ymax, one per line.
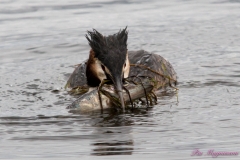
<box><xmin>101</xmin><ymin>65</ymin><xmax>105</xmax><ymax>71</ymax></box>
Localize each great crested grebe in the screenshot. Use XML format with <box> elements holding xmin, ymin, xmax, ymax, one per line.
<box><xmin>66</xmin><ymin>27</ymin><xmax>177</xmax><ymax>111</ymax></box>
<box><xmin>85</xmin><ymin>27</ymin><xmax>129</xmax><ymax>111</ymax></box>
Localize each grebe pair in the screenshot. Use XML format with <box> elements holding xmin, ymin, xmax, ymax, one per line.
<box><xmin>66</xmin><ymin>27</ymin><xmax>177</xmax><ymax>111</ymax></box>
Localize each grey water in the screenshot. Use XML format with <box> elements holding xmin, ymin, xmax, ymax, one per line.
<box><xmin>0</xmin><ymin>0</ymin><xmax>240</xmax><ymax>159</ymax></box>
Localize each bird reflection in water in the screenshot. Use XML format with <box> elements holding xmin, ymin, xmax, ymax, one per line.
<box><xmin>92</xmin><ymin>140</ymin><xmax>133</xmax><ymax>156</ymax></box>
<box><xmin>73</xmin><ymin>109</ymin><xmax>152</xmax><ymax>156</ymax></box>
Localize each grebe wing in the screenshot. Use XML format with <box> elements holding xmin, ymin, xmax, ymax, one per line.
<box><xmin>128</xmin><ymin>50</ymin><xmax>177</xmax><ymax>89</ymax></box>
<box><xmin>65</xmin><ymin>61</ymin><xmax>88</xmax><ymax>89</ymax></box>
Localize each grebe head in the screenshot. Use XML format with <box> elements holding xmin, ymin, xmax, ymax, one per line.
<box><xmin>86</xmin><ymin>27</ymin><xmax>129</xmax><ymax>110</ymax></box>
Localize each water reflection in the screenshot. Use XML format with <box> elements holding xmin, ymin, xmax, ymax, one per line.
<box><xmin>92</xmin><ymin>140</ymin><xmax>133</xmax><ymax>156</ymax></box>
<box><xmin>74</xmin><ymin>109</ymin><xmax>151</xmax><ymax>156</ymax></box>
<box><xmin>91</xmin><ymin>124</ymin><xmax>134</xmax><ymax>156</ymax></box>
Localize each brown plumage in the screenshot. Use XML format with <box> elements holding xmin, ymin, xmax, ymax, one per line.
<box><xmin>66</xmin><ymin>50</ymin><xmax>177</xmax><ymax>91</ymax></box>
<box><xmin>65</xmin><ymin>28</ymin><xmax>177</xmax><ymax>110</ymax></box>
<box><xmin>86</xmin><ymin>49</ymin><xmax>102</xmax><ymax>87</ymax></box>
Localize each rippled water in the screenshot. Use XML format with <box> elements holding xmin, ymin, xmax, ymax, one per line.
<box><xmin>1</xmin><ymin>0</ymin><xmax>240</xmax><ymax>159</ymax></box>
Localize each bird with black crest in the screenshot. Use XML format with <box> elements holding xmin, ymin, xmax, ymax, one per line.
<box><xmin>65</xmin><ymin>27</ymin><xmax>177</xmax><ymax>112</ymax></box>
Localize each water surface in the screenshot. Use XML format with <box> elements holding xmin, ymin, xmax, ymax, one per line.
<box><xmin>1</xmin><ymin>0</ymin><xmax>240</xmax><ymax>159</ymax></box>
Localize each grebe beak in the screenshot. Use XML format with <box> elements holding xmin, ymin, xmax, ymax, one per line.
<box><xmin>114</xmin><ymin>77</ymin><xmax>125</xmax><ymax>112</ymax></box>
